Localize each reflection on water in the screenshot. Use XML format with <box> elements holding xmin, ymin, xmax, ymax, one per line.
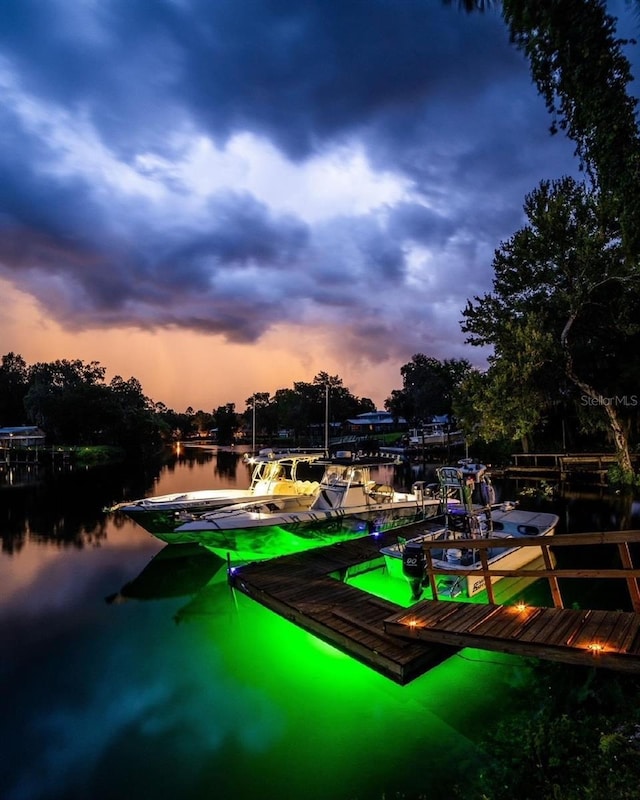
<box><xmin>105</xmin><ymin>544</ymin><xmax>227</xmax><ymax>605</ymax></box>
<box><xmin>1</xmin><ymin>449</ymin><xmax>638</xmax><ymax>800</ymax></box>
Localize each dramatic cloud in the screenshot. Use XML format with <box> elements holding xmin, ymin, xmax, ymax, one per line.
<box><xmin>0</xmin><ymin>0</ymin><xmax>636</xmax><ymax>406</ymax></box>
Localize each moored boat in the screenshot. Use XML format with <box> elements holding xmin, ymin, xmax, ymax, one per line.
<box><xmin>166</xmin><ymin>454</ymin><xmax>445</xmax><ymax>560</ymax></box>
<box><xmin>107</xmin><ymin>449</ymin><xmax>324</xmax><ymax>534</ymax></box>
<box><xmin>380</xmin><ymin>465</ymin><xmax>559</xmax><ymax>603</ymax></box>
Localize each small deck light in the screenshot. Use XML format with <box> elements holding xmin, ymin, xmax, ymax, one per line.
<box><xmin>587</xmin><ymin>642</ymin><xmax>604</xmax><ymax>654</ymax></box>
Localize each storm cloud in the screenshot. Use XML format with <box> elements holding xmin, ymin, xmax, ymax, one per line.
<box><xmin>0</xmin><ymin>0</ymin><xmax>632</xmax><ymax>369</ymax></box>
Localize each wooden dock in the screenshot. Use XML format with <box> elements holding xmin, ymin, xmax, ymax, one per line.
<box><xmin>230</xmin><ymin>531</ymin><xmax>457</xmax><ymax>684</ymax></box>
<box><xmin>385</xmin><ymin>601</ymin><xmax>640</xmax><ymax>673</ymax></box>
<box><xmin>230</xmin><ymin>527</ymin><xmax>640</xmax><ymax>684</ymax></box>
<box><xmin>504</xmin><ymin>452</ymin><xmax>638</xmax><ymax>485</ymax></box>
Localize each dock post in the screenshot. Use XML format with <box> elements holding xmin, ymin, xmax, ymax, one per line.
<box><xmin>479</xmin><ymin>549</ymin><xmax>496</xmax><ymax>604</ymax></box>
<box><xmin>542</xmin><ymin>544</ymin><xmax>564</xmax><ymax>609</ymax></box>
<box><xmin>618</xmin><ymin>542</ymin><xmax>640</xmax><ymax>613</ymax></box>
<box><xmin>424</xmin><ymin>550</ymin><xmax>439</xmax><ymax>601</ymax></box>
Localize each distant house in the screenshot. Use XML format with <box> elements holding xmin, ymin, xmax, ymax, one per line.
<box><xmin>0</xmin><ymin>426</ymin><xmax>46</xmax><ymax>446</ymax></box>
<box><xmin>344</xmin><ymin>411</ymin><xmax>407</xmax><ymax>434</ymax></box>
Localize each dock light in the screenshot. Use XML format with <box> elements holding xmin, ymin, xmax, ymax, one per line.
<box><xmin>407</xmin><ymin>618</ymin><xmax>418</xmax><ymax>628</ymax></box>
<box><xmin>588</xmin><ymin>642</ymin><xmax>604</xmax><ymax>654</ymax></box>
<box><xmin>514</xmin><ymin>602</ymin><xmax>527</xmax><ymax>613</ymax></box>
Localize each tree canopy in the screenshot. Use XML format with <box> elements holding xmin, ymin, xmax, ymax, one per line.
<box><xmin>458</xmin><ymin>0</ymin><xmax>640</xmax><ymax>470</ymax></box>
<box><xmin>385</xmin><ymin>354</ymin><xmax>472</xmax><ymax>426</ymax></box>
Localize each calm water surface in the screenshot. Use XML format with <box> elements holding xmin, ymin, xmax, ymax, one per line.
<box><xmin>2</xmin><ymin>446</ymin><xmax>638</xmax><ymax>800</ymax></box>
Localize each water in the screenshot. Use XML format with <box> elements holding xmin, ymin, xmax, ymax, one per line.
<box><xmin>1</xmin><ymin>447</ymin><xmax>638</xmax><ymax>800</ymax></box>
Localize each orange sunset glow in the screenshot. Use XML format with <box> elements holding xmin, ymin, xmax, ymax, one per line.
<box><xmin>0</xmin><ymin>1</ymin><xmax>587</xmax><ymax>417</ymax></box>
<box><xmin>1</xmin><ymin>277</ymin><xmax>403</xmax><ymax>411</ymax></box>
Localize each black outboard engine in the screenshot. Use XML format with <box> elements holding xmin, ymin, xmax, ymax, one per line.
<box><xmin>402</xmin><ymin>540</ymin><xmax>427</xmax><ymax>602</ymax></box>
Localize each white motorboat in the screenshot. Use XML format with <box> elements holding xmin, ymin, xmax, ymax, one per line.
<box><xmin>163</xmin><ymin>454</ymin><xmax>445</xmax><ymax>560</ymax></box>
<box><xmin>108</xmin><ymin>449</ymin><xmax>324</xmax><ymax>534</ymax></box>
<box><xmin>407</xmin><ymin>424</ymin><xmax>463</xmax><ymax>447</ymax></box>
<box><xmin>380</xmin><ymin>465</ymin><xmax>559</xmax><ymax>602</ymax></box>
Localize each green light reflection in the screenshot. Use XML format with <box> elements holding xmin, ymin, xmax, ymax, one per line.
<box><xmin>166</xmin><ymin>565</ymin><xmax>528</xmax><ymax>799</ymax></box>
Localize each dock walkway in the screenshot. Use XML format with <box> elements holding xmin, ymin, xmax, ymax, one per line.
<box><xmin>230</xmin><ymin>531</ymin><xmax>456</xmax><ymax>684</ymax></box>
<box><xmin>231</xmin><ymin>528</ymin><xmax>640</xmax><ymax>684</ymax></box>
<box><xmin>385</xmin><ymin>600</ymin><xmax>640</xmax><ymax>673</ymax></box>
<box><xmin>504</xmin><ymin>452</ymin><xmax>638</xmax><ymax>485</ymax></box>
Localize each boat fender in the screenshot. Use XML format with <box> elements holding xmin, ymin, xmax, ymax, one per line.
<box><xmin>402</xmin><ymin>541</ymin><xmax>427</xmax><ymax>580</ymax></box>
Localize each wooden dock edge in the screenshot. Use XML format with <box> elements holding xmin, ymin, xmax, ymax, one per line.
<box><xmin>232</xmin><ymin>571</ymin><xmax>456</xmax><ymax>684</ymax></box>
<box><xmin>384</xmin><ymin>604</ymin><xmax>640</xmax><ymax>674</ymax></box>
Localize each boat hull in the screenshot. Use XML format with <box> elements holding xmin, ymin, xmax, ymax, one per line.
<box><xmin>116</xmin><ymin>490</ymin><xmax>276</xmax><ymax>534</ymax></box>
<box><xmin>162</xmin><ymin>501</ymin><xmax>440</xmax><ymax>562</ymax></box>
<box><xmin>109</xmin><ymin>452</ymin><xmax>323</xmax><ymax>534</ymax></box>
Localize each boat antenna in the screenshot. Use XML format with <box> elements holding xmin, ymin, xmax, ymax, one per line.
<box><xmin>252</xmin><ymin>395</ymin><xmax>256</xmax><ymax>454</ymax></box>
<box><xmin>324</xmin><ymin>383</ymin><xmax>329</xmax><ymax>456</ymax></box>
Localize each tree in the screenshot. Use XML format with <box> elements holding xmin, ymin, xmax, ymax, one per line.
<box><xmin>24</xmin><ymin>359</ymin><xmax>109</xmax><ymax>444</ymax></box>
<box><xmin>213</xmin><ymin>403</ymin><xmax>239</xmax><ymax>445</ymax></box>
<box><xmin>449</xmin><ymin>1</ymin><xmax>640</xmax><ymax>472</ymax></box>
<box><xmin>385</xmin><ymin>354</ymin><xmax>472</xmax><ymax>426</ymax></box>
<box><xmin>271</xmin><ymin>388</ymin><xmax>301</xmax><ymax>438</ymax></box>
<box><xmin>462</xmin><ymin>177</ymin><xmax>640</xmax><ymax>468</ymax></box>
<box><xmin>249</xmin><ymin>374</ymin><xmax>374</xmax><ymax>443</ymax></box>
<box><xmin>503</xmin><ymin>0</ymin><xmax>640</xmax><ymax>259</ymax></box>
<box><xmin>108</xmin><ymin>375</ymin><xmax>164</xmax><ymax>455</ymax></box>
<box><xmin>0</xmin><ymin>352</ymin><xmax>29</xmax><ymax>424</ymax></box>
<box><xmin>243</xmin><ymin>392</ymin><xmax>278</xmax><ymax>439</ymax></box>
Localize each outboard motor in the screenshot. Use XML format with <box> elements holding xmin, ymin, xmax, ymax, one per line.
<box><xmin>402</xmin><ymin>540</ymin><xmax>427</xmax><ymax>602</ymax></box>
<box><xmin>479</xmin><ymin>475</ymin><xmax>496</xmax><ymax>506</ymax></box>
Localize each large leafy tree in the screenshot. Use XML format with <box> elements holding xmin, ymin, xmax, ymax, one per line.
<box><xmin>108</xmin><ymin>375</ymin><xmax>164</xmax><ymax>454</ymax></box>
<box><xmin>24</xmin><ymin>359</ymin><xmax>110</xmax><ymax>444</ymax></box>
<box><xmin>213</xmin><ymin>403</ymin><xmax>238</xmax><ymax>446</ymax></box>
<box><xmin>458</xmin><ymin>0</ymin><xmax>640</xmax><ymax>471</ymax></box>
<box><xmin>385</xmin><ymin>354</ymin><xmax>472</xmax><ymax>426</ymax></box>
<box><xmin>462</xmin><ymin>177</ymin><xmax>640</xmax><ymax>463</ymax></box>
<box><xmin>503</xmin><ymin>0</ymin><xmax>640</xmax><ymax>257</ymax></box>
<box><xmin>453</xmin><ymin>324</ymin><xmax>552</xmax><ymax>451</ymax></box>
<box><xmin>243</xmin><ymin>392</ymin><xmax>277</xmax><ymax>439</ymax></box>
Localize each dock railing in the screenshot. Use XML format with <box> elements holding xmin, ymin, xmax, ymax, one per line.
<box><xmin>417</xmin><ymin>530</ymin><xmax>640</xmax><ymax>612</ymax></box>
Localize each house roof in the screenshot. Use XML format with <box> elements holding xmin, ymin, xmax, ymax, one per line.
<box><xmin>346</xmin><ymin>411</ymin><xmax>406</xmax><ymax>426</ymax></box>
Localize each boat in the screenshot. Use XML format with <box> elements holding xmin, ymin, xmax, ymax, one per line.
<box><xmin>407</xmin><ymin>423</ymin><xmax>463</xmax><ymax>447</ymax></box>
<box><xmin>380</xmin><ymin>465</ymin><xmax>559</xmax><ymax>603</ymax></box>
<box><xmin>107</xmin><ymin>449</ymin><xmax>324</xmax><ymax>534</ymax></box>
<box><xmin>162</xmin><ymin>453</ymin><xmax>446</xmax><ymax>560</ymax></box>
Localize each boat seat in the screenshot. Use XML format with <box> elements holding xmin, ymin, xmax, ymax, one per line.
<box><xmin>295</xmin><ymin>480</ymin><xmax>320</xmax><ymax>495</ymax></box>
<box><xmin>369</xmin><ymin>484</ymin><xmax>394</xmax><ymax>502</ymax></box>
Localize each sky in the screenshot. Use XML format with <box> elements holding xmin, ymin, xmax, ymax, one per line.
<box><xmin>0</xmin><ymin>0</ymin><xmax>637</xmax><ymax>414</ymax></box>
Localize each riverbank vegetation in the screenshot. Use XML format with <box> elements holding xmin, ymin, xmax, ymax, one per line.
<box><xmin>461</xmin><ymin>660</ymin><xmax>640</xmax><ymax>800</ymax></box>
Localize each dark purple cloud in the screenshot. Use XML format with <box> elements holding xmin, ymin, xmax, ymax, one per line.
<box><xmin>0</xmin><ymin>0</ymin><xmax>634</xmax><ymax>365</ymax></box>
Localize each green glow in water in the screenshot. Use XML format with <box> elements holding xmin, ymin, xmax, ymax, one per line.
<box><xmin>169</xmin><ymin>579</ymin><xmax>525</xmax><ymax>799</ymax></box>
<box><xmin>200</xmin><ymin>517</ymin><xmax>415</xmax><ymax>565</ymax></box>
<box><xmin>350</xmin><ymin>559</ymin><xmax>554</xmax><ymax>609</ymax></box>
